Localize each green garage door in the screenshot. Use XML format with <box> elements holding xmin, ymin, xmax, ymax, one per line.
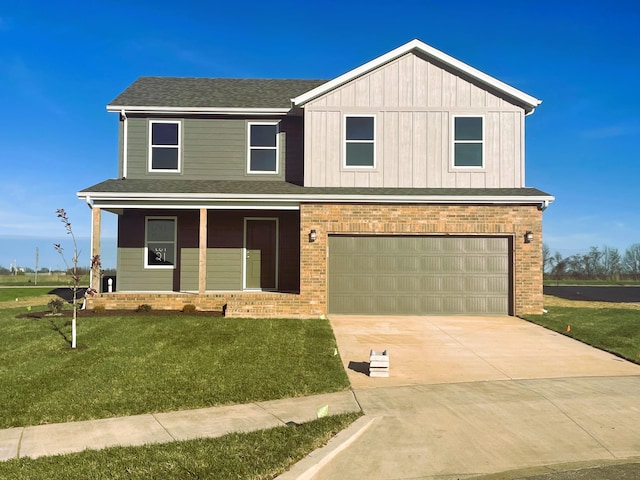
<box><xmin>328</xmin><ymin>236</ymin><xmax>510</xmax><ymax>315</ymax></box>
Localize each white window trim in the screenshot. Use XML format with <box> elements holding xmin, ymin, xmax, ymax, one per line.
<box><xmin>343</xmin><ymin>114</ymin><xmax>376</xmax><ymax>169</ymax></box>
<box><xmin>148</xmin><ymin>120</ymin><xmax>182</xmax><ymax>173</ymax></box>
<box><xmin>242</xmin><ymin>217</ymin><xmax>279</xmax><ymax>291</ymax></box>
<box><xmin>144</xmin><ymin>216</ymin><xmax>177</xmax><ymax>269</ymax></box>
<box><xmin>452</xmin><ymin>115</ymin><xmax>485</xmax><ymax>170</ymax></box>
<box><xmin>247</xmin><ymin>121</ymin><xmax>279</xmax><ymax>174</ymax></box>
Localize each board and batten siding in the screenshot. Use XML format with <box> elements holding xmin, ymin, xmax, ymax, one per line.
<box><xmin>304</xmin><ymin>52</ymin><xmax>525</xmax><ymax>188</ymax></box>
<box><xmin>123</xmin><ymin>116</ymin><xmax>299</xmax><ymax>181</ymax></box>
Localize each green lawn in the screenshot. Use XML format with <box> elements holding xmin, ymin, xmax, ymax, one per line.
<box><xmin>522</xmin><ymin>306</ymin><xmax>640</xmax><ymax>364</ymax></box>
<box><xmin>0</xmin><ymin>413</ymin><xmax>360</xmax><ymax>480</ymax></box>
<box><xmin>0</xmin><ymin>306</ymin><xmax>350</xmax><ymax>428</ymax></box>
<box><xmin>0</xmin><ymin>287</ymin><xmax>56</xmax><ymax>302</ymax></box>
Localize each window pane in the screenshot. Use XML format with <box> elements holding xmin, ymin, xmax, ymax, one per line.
<box><xmin>147</xmin><ymin>242</ymin><xmax>175</xmax><ymax>266</ymax></box>
<box><xmin>346</xmin><ymin>143</ymin><xmax>374</xmax><ymax>166</ymax></box>
<box><xmin>251</xmin><ymin>124</ymin><xmax>277</xmax><ymax>147</ymax></box>
<box><xmin>455</xmin><ymin>143</ymin><xmax>483</xmax><ymax>167</ymax></box>
<box><xmin>455</xmin><ymin>117</ymin><xmax>482</xmax><ymax>141</ymax></box>
<box><xmin>346</xmin><ymin>117</ymin><xmax>374</xmax><ymax>140</ymax></box>
<box><xmin>147</xmin><ymin>219</ymin><xmax>175</xmax><ymax>241</ymax></box>
<box><xmin>152</xmin><ymin>147</ymin><xmax>179</xmax><ymax>170</ymax></box>
<box><xmin>152</xmin><ymin>123</ymin><xmax>179</xmax><ymax>145</ymax></box>
<box><xmin>250</xmin><ymin>150</ymin><xmax>277</xmax><ymax>172</ymax></box>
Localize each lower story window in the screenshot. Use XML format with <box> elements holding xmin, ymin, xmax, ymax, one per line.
<box><xmin>145</xmin><ymin>217</ymin><xmax>176</xmax><ymax>268</ymax></box>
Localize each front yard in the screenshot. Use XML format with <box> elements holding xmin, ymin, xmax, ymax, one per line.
<box><xmin>0</xmin><ymin>305</ymin><xmax>350</xmax><ymax>428</ymax></box>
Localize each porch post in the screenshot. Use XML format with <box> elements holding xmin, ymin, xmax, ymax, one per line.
<box><xmin>91</xmin><ymin>206</ymin><xmax>101</xmax><ymax>291</ymax></box>
<box><xmin>198</xmin><ymin>208</ymin><xmax>207</xmax><ymax>294</ymax></box>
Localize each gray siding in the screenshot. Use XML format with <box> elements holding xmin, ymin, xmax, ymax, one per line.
<box><xmin>124</xmin><ymin>116</ymin><xmax>301</xmax><ymax>181</ymax></box>
<box><xmin>304</xmin><ymin>52</ymin><xmax>525</xmax><ymax>189</ymax></box>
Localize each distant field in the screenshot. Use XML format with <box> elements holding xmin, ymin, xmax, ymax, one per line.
<box><xmin>544</xmin><ymin>279</ymin><xmax>640</xmax><ymax>286</ymax></box>
<box><xmin>0</xmin><ymin>273</ymin><xmax>89</xmax><ymax>287</ymax></box>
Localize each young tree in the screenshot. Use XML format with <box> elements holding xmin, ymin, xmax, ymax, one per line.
<box><xmin>54</xmin><ymin>208</ymin><xmax>100</xmax><ymax>349</ymax></box>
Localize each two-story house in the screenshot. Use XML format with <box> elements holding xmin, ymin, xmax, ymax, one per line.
<box><xmin>78</xmin><ymin>39</ymin><xmax>553</xmax><ymax>317</ymax></box>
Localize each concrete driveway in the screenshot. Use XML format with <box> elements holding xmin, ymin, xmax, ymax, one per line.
<box><xmin>330</xmin><ymin>315</ymin><xmax>640</xmax><ymax>388</ymax></box>
<box><xmin>313</xmin><ymin>315</ymin><xmax>640</xmax><ymax>479</ymax></box>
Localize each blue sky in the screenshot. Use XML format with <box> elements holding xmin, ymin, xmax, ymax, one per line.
<box><xmin>1</xmin><ymin>0</ymin><xmax>639</xmax><ymax>269</ymax></box>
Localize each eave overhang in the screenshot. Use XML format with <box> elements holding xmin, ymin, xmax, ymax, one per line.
<box><xmin>78</xmin><ymin>188</ymin><xmax>554</xmax><ymax>211</ymax></box>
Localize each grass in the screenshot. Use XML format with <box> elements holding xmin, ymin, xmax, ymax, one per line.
<box><xmin>522</xmin><ymin>296</ymin><xmax>640</xmax><ymax>364</ymax></box>
<box><xmin>0</xmin><ymin>413</ymin><xmax>360</xmax><ymax>479</ymax></box>
<box><xmin>0</xmin><ymin>306</ymin><xmax>350</xmax><ymax>428</ymax></box>
<box><xmin>0</xmin><ymin>287</ymin><xmax>57</xmax><ymax>302</ymax></box>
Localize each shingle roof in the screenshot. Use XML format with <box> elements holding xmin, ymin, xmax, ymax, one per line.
<box><xmin>79</xmin><ymin>178</ymin><xmax>552</xmax><ymax>199</ymax></box>
<box><xmin>108</xmin><ymin>77</ymin><xmax>327</xmax><ymax>109</ymax></box>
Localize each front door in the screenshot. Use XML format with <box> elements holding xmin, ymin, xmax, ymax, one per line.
<box><xmin>244</xmin><ymin>218</ymin><xmax>278</xmax><ymax>290</ymax></box>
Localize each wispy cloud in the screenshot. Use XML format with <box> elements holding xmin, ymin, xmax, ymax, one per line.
<box><xmin>581</xmin><ymin>123</ymin><xmax>640</xmax><ymax>139</ymax></box>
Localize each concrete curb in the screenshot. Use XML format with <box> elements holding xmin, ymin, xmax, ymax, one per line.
<box><xmin>276</xmin><ymin>415</ymin><xmax>377</xmax><ymax>480</ymax></box>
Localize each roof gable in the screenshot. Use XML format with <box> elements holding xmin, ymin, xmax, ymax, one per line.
<box><xmin>292</xmin><ymin>39</ymin><xmax>541</xmax><ymax>113</ymax></box>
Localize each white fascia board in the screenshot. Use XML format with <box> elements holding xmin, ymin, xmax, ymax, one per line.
<box><xmin>78</xmin><ymin>190</ymin><xmax>554</xmax><ymax>206</ymax></box>
<box><xmin>292</xmin><ymin>39</ymin><xmax>541</xmax><ymax>112</ymax></box>
<box><xmin>106</xmin><ymin>105</ymin><xmax>290</xmax><ymax>116</ymax></box>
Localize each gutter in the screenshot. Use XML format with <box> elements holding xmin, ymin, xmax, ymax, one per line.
<box><xmin>121</xmin><ymin>110</ymin><xmax>128</xmax><ymax>178</ymax></box>
<box><xmin>107</xmin><ymin>105</ymin><xmax>290</xmax><ymax>116</ymax></box>
<box><xmin>77</xmin><ymin>191</ymin><xmax>555</xmax><ymax>206</ymax></box>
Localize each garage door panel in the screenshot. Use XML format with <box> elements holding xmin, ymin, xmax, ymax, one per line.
<box><xmin>329</xmin><ymin>236</ymin><xmax>510</xmax><ymax>315</ymax></box>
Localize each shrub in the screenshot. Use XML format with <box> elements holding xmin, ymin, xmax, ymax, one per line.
<box><xmin>136</xmin><ymin>304</ymin><xmax>152</xmax><ymax>313</ymax></box>
<box><xmin>93</xmin><ymin>305</ymin><xmax>106</xmax><ymax>314</ymax></box>
<box><xmin>182</xmin><ymin>304</ymin><xmax>197</xmax><ymax>313</ymax></box>
<box><xmin>48</xmin><ymin>297</ymin><xmax>65</xmax><ymax>314</ymax></box>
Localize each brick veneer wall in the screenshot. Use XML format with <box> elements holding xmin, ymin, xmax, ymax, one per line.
<box><xmin>299</xmin><ymin>203</ymin><xmax>543</xmax><ymax>316</ymax></box>
<box><xmin>89</xmin><ymin>203</ymin><xmax>543</xmax><ymax>317</ymax></box>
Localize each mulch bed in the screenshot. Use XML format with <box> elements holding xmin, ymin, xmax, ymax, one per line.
<box><xmin>16</xmin><ymin>309</ymin><xmax>224</xmax><ymax>319</ymax></box>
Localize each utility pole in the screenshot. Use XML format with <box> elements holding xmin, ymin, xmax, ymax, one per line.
<box><xmin>35</xmin><ymin>247</ymin><xmax>39</xmax><ymax>285</ymax></box>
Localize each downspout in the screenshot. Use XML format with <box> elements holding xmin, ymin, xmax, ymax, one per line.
<box><xmin>86</xmin><ymin>195</ymin><xmax>94</xmax><ymax>293</ymax></box>
<box><xmin>121</xmin><ymin>109</ymin><xmax>128</xmax><ymax>178</ymax></box>
<box><xmin>538</xmin><ymin>200</ymin><xmax>549</xmax><ymax>211</ymax></box>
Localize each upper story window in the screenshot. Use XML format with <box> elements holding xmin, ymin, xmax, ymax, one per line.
<box><xmin>453</xmin><ymin>116</ymin><xmax>483</xmax><ymax>168</ymax></box>
<box><xmin>345</xmin><ymin>115</ymin><xmax>375</xmax><ymax>168</ymax></box>
<box><xmin>149</xmin><ymin>121</ymin><xmax>181</xmax><ymax>172</ymax></box>
<box><xmin>145</xmin><ymin>217</ymin><xmax>176</xmax><ymax>269</ymax></box>
<box><xmin>248</xmin><ymin>122</ymin><xmax>279</xmax><ymax>174</ymax></box>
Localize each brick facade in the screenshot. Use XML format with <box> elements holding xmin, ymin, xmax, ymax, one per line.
<box><xmin>298</xmin><ymin>203</ymin><xmax>543</xmax><ymax>317</ymax></box>
<box><xmin>89</xmin><ymin>202</ymin><xmax>543</xmax><ymax>317</ymax></box>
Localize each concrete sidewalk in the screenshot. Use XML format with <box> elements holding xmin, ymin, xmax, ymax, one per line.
<box><xmin>0</xmin><ymin>390</ymin><xmax>361</xmax><ymax>461</ymax></box>
<box><xmin>310</xmin><ymin>377</ymin><xmax>640</xmax><ymax>479</ymax></box>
